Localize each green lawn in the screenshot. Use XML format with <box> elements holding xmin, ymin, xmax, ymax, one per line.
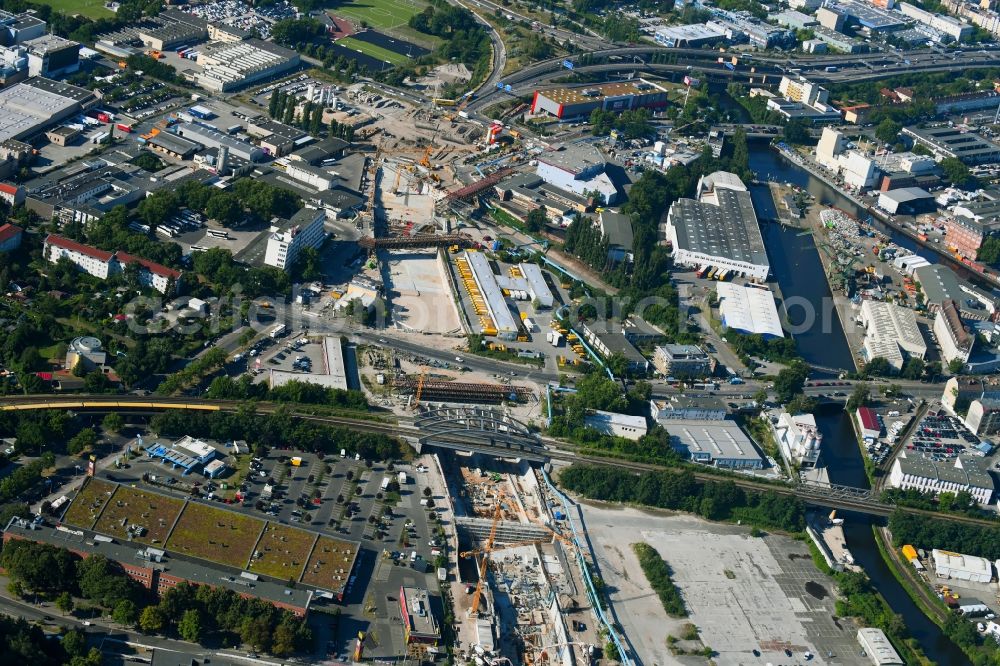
<box><xmin>337</xmin><ymin>36</ymin><xmax>413</xmax><ymax>67</ymax></box>
<box><xmin>34</xmin><ymin>0</ymin><xmax>114</xmax><ymax>19</ymax></box>
<box><xmin>329</xmin><ymin>0</ymin><xmax>425</xmax><ymax>30</ymax></box>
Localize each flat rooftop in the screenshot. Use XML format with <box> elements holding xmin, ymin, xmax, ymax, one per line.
<box><xmin>896</xmin><ymin>453</ymin><xmax>993</xmax><ymax>490</ymax></box>
<box><xmin>668</xmin><ymin>187</ymin><xmax>768</xmax><ymax>268</ymax></box>
<box><xmin>536</xmin><ymin>79</ymin><xmax>665</xmax><ymax>107</ymax></box>
<box><xmin>903</xmin><ymin>126</ymin><xmax>1000</xmax><ymax>164</ymax></box>
<box><xmin>0</xmin><ymin>79</ymin><xmax>83</xmax><ymax>143</ymax></box>
<box><xmin>668</xmin><ymin>419</ymin><xmax>763</xmax><ymax>464</ymax></box>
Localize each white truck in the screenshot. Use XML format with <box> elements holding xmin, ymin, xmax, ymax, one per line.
<box><xmin>270</xmin><ymin>323</ymin><xmax>287</xmax><ymax>339</ymax></box>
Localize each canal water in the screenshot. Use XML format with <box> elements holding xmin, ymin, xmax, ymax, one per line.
<box><xmin>748</xmin><ymin>141</ymin><xmax>970</xmax><ymax>663</ymax></box>
<box><xmin>815</xmin><ymin>408</ymin><xmax>970</xmax><ymax>665</ymax></box>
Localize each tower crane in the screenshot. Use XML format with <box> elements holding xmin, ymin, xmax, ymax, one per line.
<box><xmin>412</xmin><ymin>365</ymin><xmax>429</xmax><ymax>410</ymax></box>
<box><xmin>469</xmin><ymin>499</ymin><xmax>503</xmax><ymax>618</ymax></box>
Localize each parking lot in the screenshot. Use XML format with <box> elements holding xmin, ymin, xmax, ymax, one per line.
<box><xmin>250</xmin><ymin>333</ymin><xmax>322</xmax><ymax>380</ymax></box>
<box><xmin>906</xmin><ymin>410</ymin><xmax>982</xmax><ymax>462</ymax></box>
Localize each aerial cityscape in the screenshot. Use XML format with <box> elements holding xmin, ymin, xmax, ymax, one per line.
<box><xmin>3</xmin><ymin>0</ymin><xmax>1000</xmax><ymax>664</ymax></box>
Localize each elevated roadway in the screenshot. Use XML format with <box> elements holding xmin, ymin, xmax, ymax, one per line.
<box><xmin>4</xmin><ymin>394</ymin><xmax>996</xmax><ymax>526</ymax></box>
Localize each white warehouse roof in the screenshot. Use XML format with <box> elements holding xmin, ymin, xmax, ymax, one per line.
<box><xmin>717</xmin><ymin>283</ymin><xmax>784</xmax><ymax>338</ymax></box>
<box><xmin>466</xmin><ymin>251</ymin><xmax>519</xmax><ymax>335</ymax></box>
<box><xmin>519</xmin><ymin>262</ymin><xmax>553</xmax><ymax>308</ymax></box>
<box><xmin>932</xmin><ymin>548</ymin><xmax>993</xmax><ymax>582</ymax></box>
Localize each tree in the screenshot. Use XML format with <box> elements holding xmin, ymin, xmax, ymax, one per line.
<box><xmin>940</xmin><ymin>157</ymin><xmax>971</xmax><ymax>186</ymax></box>
<box><xmin>63</xmin><ymin>629</ymin><xmax>87</xmax><ymax>658</ymax></box>
<box><xmin>56</xmin><ymin>591</ymin><xmax>75</xmax><ymax>614</ymax></box>
<box><xmin>948</xmin><ymin>357</ymin><xmax>966</xmax><ymax>374</ymax></box>
<box><xmin>846</xmin><ymin>383</ymin><xmax>871</xmax><ymax>411</ymax></box>
<box><xmin>900</xmin><ymin>357</ymin><xmax>925</xmax><ymax>380</ymax></box>
<box><xmin>782</xmin><ymin>119</ymin><xmax>810</xmax><ymax>144</ymax></box>
<box><xmin>139</xmin><ymin>605</ymin><xmax>167</xmax><ymax>634</ymax></box>
<box><xmin>423</xmin><ymin>486</ymin><xmax>432</xmax><ymax>497</ymax></box>
<box><xmin>67</xmin><ymin>428</ymin><xmax>98</xmax><ymax>456</ymax></box>
<box><xmin>178</xmin><ymin>608</ymin><xmax>203</xmax><ymax>643</ymax></box>
<box><xmin>113</xmin><ymin>599</ymin><xmax>138</xmax><ymax>627</ymax></box>
<box><xmin>863</xmin><ymin>356</ymin><xmax>893</xmax><ymax>377</ymax></box>
<box><xmin>875</xmin><ymin>118</ymin><xmax>902</xmax><ymax>144</ymax></box>
<box><xmin>102</xmin><ymin>412</ymin><xmax>124</xmax><ymax>434</ymax></box>
<box><xmin>525</xmin><ymin>208</ymin><xmax>547</xmax><ymax>233</ymax></box>
<box><xmin>772</xmin><ymin>362</ymin><xmax>810</xmax><ymax>403</ymax></box>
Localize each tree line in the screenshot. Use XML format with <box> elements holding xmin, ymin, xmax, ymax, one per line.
<box><xmin>149</xmin><ymin>407</ymin><xmax>403</xmax><ymax>461</ymax></box>
<box><xmin>633</xmin><ymin>542</ymin><xmax>687</xmax><ymax>617</ymax></box>
<box><xmin>205</xmin><ymin>375</ymin><xmax>370</xmax><ymax>412</ymax></box>
<box><xmin>889</xmin><ymin>510</ymin><xmax>1000</xmax><ymax>560</ymax></box>
<box><xmin>0</xmin><ymin>540</ymin><xmax>310</xmax><ymax>656</ymax></box>
<box><xmin>559</xmin><ymin>464</ymin><xmax>805</xmax><ymax>532</ymax></box>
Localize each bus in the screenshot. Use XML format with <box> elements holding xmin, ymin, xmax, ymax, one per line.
<box><xmin>206</xmin><ymin>229</ymin><xmax>230</xmax><ymax>239</ymax></box>
<box><xmin>707</xmin><ymin>267</ymin><xmax>717</xmax><ymax>280</ymax></box>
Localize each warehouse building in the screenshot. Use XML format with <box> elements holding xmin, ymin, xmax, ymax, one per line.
<box><xmin>535</xmin><ymin>143</ymin><xmax>617</xmax><ymax>205</ymax></box>
<box><xmin>877</xmin><ymin>187</ymin><xmax>936</xmax><ymax>215</ymax></box>
<box><xmin>859</xmin><ymin>300</ymin><xmax>926</xmax><ymax>371</ymax></box>
<box><xmin>899</xmin><ymin>2</ymin><xmax>973</xmax><ymax>40</ymax></box>
<box><xmin>195</xmin><ymin>39</ymin><xmax>299</xmax><ymax>92</ymax></box>
<box><xmin>716</xmin><ymin>283</ymin><xmax>784</xmax><ymax>338</ymax></box>
<box><xmin>653</xmin><ymin>23</ymin><xmax>728</xmax><ymax>46</ymax></box>
<box><xmin>0</xmin><ymin>10</ymin><xmax>46</xmax><ymax>45</ymax></box>
<box><xmin>578</xmin><ymin>320</ymin><xmax>649</xmax><ymax>374</ymax></box>
<box><xmin>466</xmin><ymin>250</ymin><xmax>520</xmax><ymax>340</ymax></box>
<box><xmin>932</xmin><ymin>549</ymin><xmax>994</xmax><ymax>582</ymax></box>
<box><xmin>264</xmin><ymin>207</ymin><xmax>327</xmax><ymax>270</ymax></box>
<box><xmin>888</xmin><ymin>451</ymin><xmax>994</xmax><ymax>505</ymax></box>
<box><xmin>519</xmin><ymin>262</ymin><xmax>553</xmax><ymax>309</ymax></box>
<box><xmin>903</xmin><ymin>126</ymin><xmax>1000</xmax><ymax>165</ymax></box>
<box><xmin>915</xmin><ymin>263</ymin><xmax>998</xmax><ymax>319</ymax></box>
<box><xmin>856</xmin><ymin>629</ymin><xmax>904</xmax><ymax>666</ymax></box>
<box><xmin>0</xmin><ymin>77</ymin><xmax>94</xmax><ymax>144</ymax></box>
<box><xmin>175</xmin><ymin>122</ymin><xmax>264</xmax><ymax>162</ymax></box>
<box><xmin>662</xmin><ymin>171</ymin><xmax>768</xmax><ymax>280</ymax></box>
<box><xmin>812</xmin><ymin>25</ymin><xmax>868</xmax><ymax>52</ymax></box>
<box><xmin>856</xmin><ymin>406</ymin><xmax>882</xmax><ymax>441</ymax></box>
<box><xmin>772</xmin><ymin>10</ymin><xmax>818</xmax><ymax>30</ymax></box>
<box><xmin>584</xmin><ymin>410</ymin><xmax>648</xmax><ymax>441</ymax></box>
<box><xmin>138</xmin><ymin>9</ymin><xmax>207</xmax><ymax>50</ymax></box>
<box><xmin>652</xmin><ymin>344</ymin><xmax>713</xmax><ymax>378</ymax></box>
<box><xmin>667</xmin><ymin>419</ymin><xmax>764</xmax><ymax>470</ymax></box>
<box><xmin>598</xmin><ymin>211</ymin><xmax>634</xmax><ymax>263</ymax></box>
<box><xmin>147</xmin><ymin>131</ymin><xmax>202</xmax><ymax>160</ymax></box>
<box><xmin>530</xmin><ymin>79</ymin><xmax>668</xmax><ymax>121</ymax></box>
<box><xmin>284</xmin><ymin>161</ymin><xmax>337</xmax><ymax>190</ymax></box>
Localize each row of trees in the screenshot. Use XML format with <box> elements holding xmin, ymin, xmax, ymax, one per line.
<box><xmin>632</xmin><ymin>543</ymin><xmax>687</xmax><ymax>617</ymax></box>
<box><xmin>888</xmin><ymin>509</ymin><xmax>1000</xmax><ymax>560</ymax></box>
<box><xmin>559</xmin><ymin>464</ymin><xmax>806</xmax><ymax>532</ymax></box>
<box><xmin>589</xmin><ymin>108</ymin><xmax>654</xmax><ymax>140</ymax></box>
<box><xmin>204</xmin><ymin>375</ymin><xmax>370</xmax><ymax>411</ymax></box>
<box><xmin>149</xmin><ymin>407</ymin><xmax>402</xmax><ymax>460</ymax></box>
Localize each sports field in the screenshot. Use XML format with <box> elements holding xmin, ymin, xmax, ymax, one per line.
<box><xmin>34</xmin><ymin>0</ymin><xmax>114</xmax><ymax>19</ymax></box>
<box><xmin>329</xmin><ymin>0</ymin><xmax>425</xmax><ymax>30</ymax></box>
<box><xmin>336</xmin><ymin>36</ymin><xmax>413</xmax><ymax>67</ymax></box>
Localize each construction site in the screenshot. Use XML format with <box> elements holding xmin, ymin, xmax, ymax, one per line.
<box><xmin>437</xmin><ymin>453</ymin><xmax>601</xmax><ymax>666</ymax></box>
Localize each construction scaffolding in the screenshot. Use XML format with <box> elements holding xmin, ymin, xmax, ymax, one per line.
<box><xmin>394</xmin><ymin>377</ymin><xmax>533</xmax><ymax>404</ymax></box>
<box><xmin>358</xmin><ymin>233</ymin><xmax>473</xmax><ymax>251</ymax></box>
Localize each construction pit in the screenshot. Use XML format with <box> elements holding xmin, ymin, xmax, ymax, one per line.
<box><xmin>380</xmin><ymin>250</ymin><xmax>463</xmax><ymax>335</ymax></box>
<box><xmin>440</xmin><ymin>453</ymin><xmax>600</xmax><ymax>666</ymax></box>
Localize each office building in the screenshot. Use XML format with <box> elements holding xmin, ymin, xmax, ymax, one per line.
<box><xmin>531</xmin><ymin>79</ymin><xmax>668</xmax><ymax>121</ymax></box>
<box><xmin>857</xmin><ymin>628</ymin><xmax>904</xmax><ymax>666</ymax></box>
<box><xmin>23</xmin><ymin>34</ymin><xmax>79</xmax><ymax>77</ymax></box>
<box><xmin>264</xmin><ymin>208</ymin><xmax>326</xmax><ymax>270</ymax></box>
<box><xmin>859</xmin><ymin>300</ymin><xmax>926</xmax><ymax>371</ymax></box>
<box><xmin>0</xmin><ymin>222</ymin><xmax>21</xmax><ymax>252</ymax></box>
<box><xmin>400</xmin><ymin>587</ymin><xmax>440</xmax><ymax>645</ymax></box>
<box><xmin>662</xmin><ymin>171</ymin><xmax>768</xmax><ymax>280</ymax></box>
<box><xmin>932</xmin><ymin>549</ymin><xmax>994</xmax><ymax>582</ymax></box>
<box><xmin>247</xmin><ymin>119</ymin><xmax>310</xmax><ymax>157</ymax></box>
<box><xmin>773</xmin><ymin>412</ymin><xmax>822</xmax><ymax>468</ymax></box>
<box><xmin>0</xmin><ymin>182</ymin><xmax>23</xmax><ymax>206</ymax></box>
<box><xmin>888</xmin><ymin>451</ymin><xmax>994</xmax><ymax>504</ymax></box>
<box><xmin>706</xmin><ymin>10</ymin><xmax>795</xmax><ymax>47</ymax></box>
<box><xmin>899</xmin><ymin>2</ymin><xmax>973</xmax><ymax>40</ymax></box>
<box><xmin>965</xmin><ymin>398</ymin><xmax>1000</xmax><ymax>435</ymax></box>
<box><xmin>584</xmin><ymin>410</ymin><xmax>648</xmax><ymax>440</ymax></box>
<box><xmin>652</xmin><ymin>344</ymin><xmax>713</xmax><ymax>378</ymax></box>
<box><xmin>935</xmin><ymin>299</ymin><xmax>974</xmax><ymax>365</ymax></box>
<box><xmin>942</xmin><ymin>375</ymin><xmax>1000</xmax><ymax>413</ymax></box>
<box><xmin>717</xmin><ymin>283</ymin><xmax>784</xmax><ymax>338</ymax></box>
<box><xmin>0</xmin><ymin>10</ymin><xmax>46</xmax><ymax>45</ymax></box>
<box><xmin>534</xmin><ymin>143</ymin><xmax>617</xmax><ymax>204</ymax></box>
<box><xmin>933</xmin><ymin>91</ymin><xmax>1000</xmax><ymax>114</ymax></box>
<box><xmin>650</xmin><ymin>396</ymin><xmax>728</xmax><ymax>422</ymax></box>
<box><xmin>578</xmin><ymin>320</ymin><xmax>649</xmax><ymax>373</ymax></box>
<box><xmin>666</xmin><ymin>419</ymin><xmax>764</xmax><ymax>470</ymax></box>
<box><xmin>772</xmin><ymin>76</ymin><xmax>842</xmax><ymax>123</ymax></box>
<box><xmin>903</xmin><ymin>126</ymin><xmax>1000</xmax><ymax>165</ymax></box>
<box><xmin>208</xmin><ymin>22</ymin><xmax>250</xmax><ymax>43</ymax></box>
<box><xmin>947</xmin><ymin>198</ymin><xmax>1000</xmax><ymax>260</ymax></box>
<box><xmin>195</xmin><ymin>39</ymin><xmax>299</xmax><ymax>92</ymax></box>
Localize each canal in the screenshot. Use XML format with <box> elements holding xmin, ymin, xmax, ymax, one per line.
<box><xmin>748</xmin><ymin>142</ymin><xmax>970</xmax><ymax>662</ymax></box>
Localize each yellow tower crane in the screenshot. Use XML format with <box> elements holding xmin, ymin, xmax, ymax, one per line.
<box><xmin>469</xmin><ymin>500</ymin><xmax>503</xmax><ymax>617</ymax></box>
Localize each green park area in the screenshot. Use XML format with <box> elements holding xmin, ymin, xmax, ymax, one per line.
<box><xmin>336</xmin><ymin>36</ymin><xmax>412</xmax><ymax>67</ymax></box>
<box><xmin>328</xmin><ymin>0</ymin><xmax>424</xmax><ymax>30</ymax></box>
<box><xmin>34</xmin><ymin>0</ymin><xmax>113</xmax><ymax>19</ymax></box>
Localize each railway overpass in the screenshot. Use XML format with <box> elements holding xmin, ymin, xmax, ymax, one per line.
<box><xmin>2</xmin><ymin>395</ymin><xmax>993</xmax><ymax>526</ymax></box>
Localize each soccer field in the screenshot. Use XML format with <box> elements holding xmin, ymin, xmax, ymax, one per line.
<box><xmin>336</xmin><ymin>36</ymin><xmax>412</xmax><ymax>67</ymax></box>
<box><xmin>34</xmin><ymin>0</ymin><xmax>114</xmax><ymax>19</ymax></box>
<box><xmin>330</xmin><ymin>0</ymin><xmax>426</xmax><ymax>30</ymax></box>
